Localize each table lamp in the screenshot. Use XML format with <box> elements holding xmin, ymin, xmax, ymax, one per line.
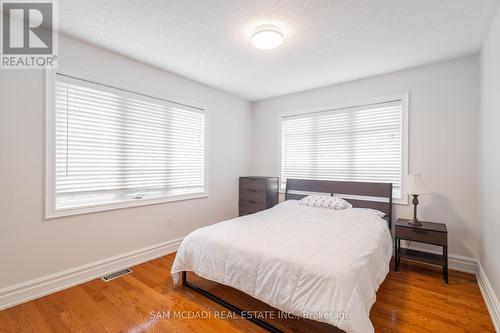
<box><xmin>406</xmin><ymin>174</ymin><xmax>429</xmax><ymax>226</ymax></box>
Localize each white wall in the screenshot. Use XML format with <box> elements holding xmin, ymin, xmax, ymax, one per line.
<box><xmin>479</xmin><ymin>6</ymin><xmax>500</xmax><ymax>301</ymax></box>
<box><xmin>251</xmin><ymin>56</ymin><xmax>479</xmax><ymax>260</ymax></box>
<box><xmin>0</xmin><ymin>35</ymin><xmax>251</xmax><ymax>289</ymax></box>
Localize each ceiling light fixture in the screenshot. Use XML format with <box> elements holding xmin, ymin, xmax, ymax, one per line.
<box><xmin>251</xmin><ymin>24</ymin><xmax>283</xmax><ymax>50</ymax></box>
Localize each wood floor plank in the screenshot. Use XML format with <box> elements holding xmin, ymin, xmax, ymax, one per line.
<box><xmin>0</xmin><ymin>254</ymin><xmax>495</xmax><ymax>333</ymax></box>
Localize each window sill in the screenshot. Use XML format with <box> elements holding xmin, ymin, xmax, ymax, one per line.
<box><xmin>392</xmin><ymin>197</ymin><xmax>409</xmax><ymax>205</ymax></box>
<box><xmin>45</xmin><ymin>192</ymin><xmax>208</xmax><ymax>219</ymax></box>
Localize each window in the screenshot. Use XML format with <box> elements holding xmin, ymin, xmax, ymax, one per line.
<box><xmin>46</xmin><ymin>72</ymin><xmax>207</xmax><ymax>217</ymax></box>
<box><xmin>280</xmin><ymin>97</ymin><xmax>408</xmax><ymax>200</ymax></box>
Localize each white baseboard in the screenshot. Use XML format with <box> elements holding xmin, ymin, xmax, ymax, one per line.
<box><xmin>477</xmin><ymin>263</ymin><xmax>500</xmax><ymax>332</ymax></box>
<box><xmin>0</xmin><ymin>237</ymin><xmax>183</xmax><ymax>310</ymax></box>
<box><xmin>448</xmin><ymin>254</ymin><xmax>478</xmax><ymax>274</ymax></box>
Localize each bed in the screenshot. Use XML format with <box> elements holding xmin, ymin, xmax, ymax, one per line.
<box><xmin>171</xmin><ymin>179</ymin><xmax>393</xmax><ymax>333</ymax></box>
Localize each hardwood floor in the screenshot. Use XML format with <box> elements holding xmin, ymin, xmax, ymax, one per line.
<box><xmin>0</xmin><ymin>253</ymin><xmax>495</xmax><ymax>333</ymax></box>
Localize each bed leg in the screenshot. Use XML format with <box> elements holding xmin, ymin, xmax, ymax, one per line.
<box><xmin>182</xmin><ymin>271</ymin><xmax>187</xmax><ymax>286</ymax></box>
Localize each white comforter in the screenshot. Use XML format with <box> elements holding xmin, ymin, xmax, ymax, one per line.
<box><xmin>171</xmin><ymin>200</ymin><xmax>392</xmax><ymax>333</ymax></box>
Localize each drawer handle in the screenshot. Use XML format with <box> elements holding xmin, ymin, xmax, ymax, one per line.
<box><xmin>249</xmin><ymin>200</ymin><xmax>256</xmax><ymax>204</ymax></box>
<box><xmin>250</xmin><ymin>189</ymin><xmax>256</xmax><ymax>193</ymax></box>
<box><xmin>413</xmin><ymin>229</ymin><xmax>428</xmax><ymax>234</ymax></box>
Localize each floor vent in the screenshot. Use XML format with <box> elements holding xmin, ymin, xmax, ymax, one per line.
<box><xmin>100</xmin><ymin>268</ymin><xmax>132</xmax><ymax>282</ymax></box>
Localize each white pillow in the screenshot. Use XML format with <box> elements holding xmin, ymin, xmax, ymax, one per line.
<box><xmin>299</xmin><ymin>195</ymin><xmax>352</xmax><ymax>210</ymax></box>
<box><xmin>349</xmin><ymin>207</ymin><xmax>386</xmax><ymax>218</ymax></box>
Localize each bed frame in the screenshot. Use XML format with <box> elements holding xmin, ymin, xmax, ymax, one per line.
<box><xmin>182</xmin><ymin>178</ymin><xmax>393</xmax><ymax>333</ymax></box>
<box><xmin>285</xmin><ymin>178</ymin><xmax>393</xmax><ymax>229</ymax></box>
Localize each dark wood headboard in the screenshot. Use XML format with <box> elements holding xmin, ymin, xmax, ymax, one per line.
<box><xmin>285</xmin><ymin>179</ymin><xmax>393</xmax><ymax>229</ymax></box>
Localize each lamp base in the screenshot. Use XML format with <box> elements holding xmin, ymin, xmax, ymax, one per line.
<box><xmin>409</xmin><ymin>194</ymin><xmax>422</xmax><ymax>226</ymax></box>
<box><xmin>408</xmin><ymin>219</ymin><xmax>422</xmax><ymax>226</ymax></box>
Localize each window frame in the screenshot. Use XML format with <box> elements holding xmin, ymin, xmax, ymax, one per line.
<box><xmin>277</xmin><ymin>93</ymin><xmax>409</xmax><ymax>205</ymax></box>
<box><xmin>44</xmin><ymin>66</ymin><xmax>210</xmax><ymax>219</ymax></box>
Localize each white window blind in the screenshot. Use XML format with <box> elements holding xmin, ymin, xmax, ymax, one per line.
<box><xmin>53</xmin><ymin>74</ymin><xmax>206</xmax><ymax>212</ymax></box>
<box><xmin>280</xmin><ymin>100</ymin><xmax>404</xmax><ymax>198</ymax></box>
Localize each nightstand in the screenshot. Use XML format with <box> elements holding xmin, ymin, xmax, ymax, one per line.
<box><xmin>395</xmin><ymin>218</ymin><xmax>448</xmax><ymax>283</ymax></box>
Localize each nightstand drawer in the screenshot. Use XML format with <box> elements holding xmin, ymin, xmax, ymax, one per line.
<box><xmin>239</xmin><ymin>177</ymin><xmax>266</xmax><ymax>191</ymax></box>
<box><xmin>239</xmin><ymin>200</ymin><xmax>266</xmax><ymax>213</ymax></box>
<box><xmin>239</xmin><ymin>189</ymin><xmax>266</xmax><ymax>203</ymax></box>
<box><xmin>396</xmin><ymin>226</ymin><xmax>447</xmax><ymax>245</ymax></box>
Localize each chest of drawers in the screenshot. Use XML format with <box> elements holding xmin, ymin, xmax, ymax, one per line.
<box><xmin>239</xmin><ymin>177</ymin><xmax>279</xmax><ymax>216</ymax></box>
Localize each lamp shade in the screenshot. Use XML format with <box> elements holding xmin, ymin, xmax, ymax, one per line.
<box><xmin>406</xmin><ymin>174</ymin><xmax>429</xmax><ymax>195</ymax></box>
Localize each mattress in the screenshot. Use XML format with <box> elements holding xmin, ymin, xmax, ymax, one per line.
<box><xmin>171</xmin><ymin>200</ymin><xmax>392</xmax><ymax>333</ymax></box>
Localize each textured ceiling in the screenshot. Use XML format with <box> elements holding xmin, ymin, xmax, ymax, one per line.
<box><xmin>58</xmin><ymin>0</ymin><xmax>500</xmax><ymax>101</ymax></box>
